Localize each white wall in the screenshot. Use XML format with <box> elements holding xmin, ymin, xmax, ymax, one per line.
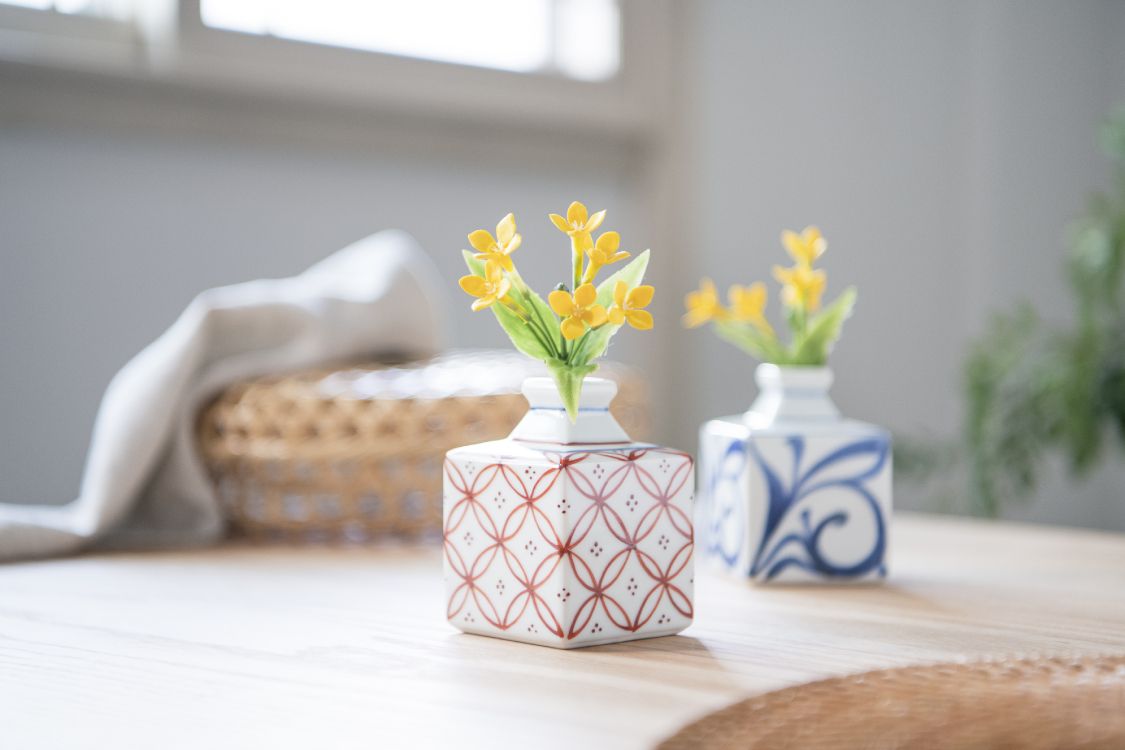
<box><xmin>2</xmin><ymin>0</ymin><xmax>1124</xmax><ymax>529</ymax></box>
<box><xmin>679</xmin><ymin>0</ymin><xmax>1125</xmax><ymax>528</ymax></box>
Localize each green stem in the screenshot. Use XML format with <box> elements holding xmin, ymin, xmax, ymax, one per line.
<box><xmin>526</xmin><ymin>318</ymin><xmax>557</xmax><ymax>356</ymax></box>
<box><xmin>509</xmin><ymin>282</ymin><xmax>561</xmax><ymax>359</ymax></box>
<box><xmin>784</xmin><ymin>304</ymin><xmax>807</xmax><ymax>360</ymax></box>
<box><xmin>570</xmin><ymin>329</ymin><xmax>594</xmax><ymax>364</ymax></box>
<box><xmin>582</xmin><ymin>261</ymin><xmax>601</xmax><ymax>285</ymax></box>
<box><xmin>528</xmin><ymin>298</ymin><xmax>560</xmax><ymax>358</ymax></box>
<box><xmin>571</xmin><ymin>236</ymin><xmax>582</xmax><ymax>291</ymax></box>
<box><xmin>508</xmin><ymin>268</ymin><xmax>571</xmax><ymax>362</ymax></box>
<box><xmin>500</xmin><ymin>297</ymin><xmax>554</xmax><ymax>355</ymax></box>
<box><xmin>500</xmin><ymin>296</ymin><xmax>531</xmax><ymax>320</ymax></box>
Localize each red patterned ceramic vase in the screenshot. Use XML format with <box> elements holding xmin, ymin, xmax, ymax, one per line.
<box><xmin>442</xmin><ymin>377</ymin><xmax>695</xmax><ymax>648</ymax></box>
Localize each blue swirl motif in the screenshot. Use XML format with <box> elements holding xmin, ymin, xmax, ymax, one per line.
<box><xmin>708</xmin><ymin>433</ymin><xmax>890</xmax><ymax>581</ymax></box>
<box><xmin>704</xmin><ymin>437</ymin><xmax>749</xmax><ymax>570</ymax></box>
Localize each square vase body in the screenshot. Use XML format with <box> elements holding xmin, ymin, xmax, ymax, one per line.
<box><xmin>699</xmin><ymin>416</ymin><xmax>892</xmax><ymax>584</ymax></box>
<box><xmin>443</xmin><ymin>439</ymin><xmax>695</xmax><ymax>648</ymax></box>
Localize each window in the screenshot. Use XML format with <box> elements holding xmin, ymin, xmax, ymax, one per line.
<box><xmin>0</xmin><ymin>0</ymin><xmax>650</xmax><ymax>136</ymax></box>
<box><xmin>0</xmin><ymin>0</ymin><xmax>124</xmax><ymax>16</ymax></box>
<box><xmin>199</xmin><ymin>0</ymin><xmax>621</xmax><ymax>81</ymax></box>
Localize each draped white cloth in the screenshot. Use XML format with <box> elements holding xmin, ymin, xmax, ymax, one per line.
<box><xmin>0</xmin><ymin>230</ymin><xmax>444</xmax><ymax>561</ymax></box>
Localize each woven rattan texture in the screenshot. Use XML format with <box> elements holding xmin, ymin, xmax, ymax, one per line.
<box><xmin>197</xmin><ymin>350</ymin><xmax>649</xmax><ymax>542</ymax></box>
<box><xmin>660</xmin><ymin>654</ymin><xmax>1125</xmax><ymax>750</ymax></box>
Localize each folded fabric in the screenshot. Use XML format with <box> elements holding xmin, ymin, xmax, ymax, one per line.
<box><xmin>0</xmin><ymin>230</ymin><xmax>444</xmax><ymax>561</ymax></box>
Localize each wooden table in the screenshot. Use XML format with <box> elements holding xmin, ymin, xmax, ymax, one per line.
<box><xmin>2</xmin><ymin>514</ymin><xmax>1124</xmax><ymax>749</ymax></box>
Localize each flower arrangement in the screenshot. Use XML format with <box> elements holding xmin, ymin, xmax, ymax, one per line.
<box><xmin>458</xmin><ymin>201</ymin><xmax>653</xmax><ymax>419</ymax></box>
<box><xmin>684</xmin><ymin>226</ymin><xmax>856</xmax><ymax>365</ymax></box>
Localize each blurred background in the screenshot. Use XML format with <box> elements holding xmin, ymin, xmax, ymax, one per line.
<box><xmin>2</xmin><ymin>0</ymin><xmax>1124</xmax><ymax>530</ymax></box>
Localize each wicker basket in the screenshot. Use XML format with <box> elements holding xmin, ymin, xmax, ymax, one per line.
<box><xmin>196</xmin><ymin>349</ymin><xmax>649</xmax><ymax>542</ymax></box>
<box><xmin>660</xmin><ymin>654</ymin><xmax>1125</xmax><ymax>749</ymax></box>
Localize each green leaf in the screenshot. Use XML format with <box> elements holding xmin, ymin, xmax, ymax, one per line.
<box><xmin>461</xmin><ymin>250</ymin><xmax>554</xmax><ymax>361</ymax></box>
<box><xmin>791</xmin><ymin>286</ymin><xmax>857</xmax><ymax>365</ymax></box>
<box><xmin>575</xmin><ymin>250</ymin><xmax>651</xmax><ymax>365</ymax></box>
<box><xmin>547</xmin><ymin>360</ymin><xmax>598</xmax><ymax>422</ymax></box>
<box><xmin>713</xmin><ymin>320</ymin><xmax>788</xmax><ymax>362</ymax></box>
<box><xmin>593</xmin><ymin>250</ymin><xmax>650</xmax><ymax>307</ymax></box>
<box><xmin>462</xmin><ymin>249</ymin><xmax>485</xmax><ymax>275</ymax></box>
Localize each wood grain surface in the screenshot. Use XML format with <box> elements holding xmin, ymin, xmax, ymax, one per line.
<box><xmin>2</xmin><ymin>513</ymin><xmax>1124</xmax><ymax>749</ymax></box>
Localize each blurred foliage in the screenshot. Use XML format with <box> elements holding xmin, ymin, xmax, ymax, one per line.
<box><xmin>949</xmin><ymin>108</ymin><xmax>1125</xmax><ymax>516</ymax></box>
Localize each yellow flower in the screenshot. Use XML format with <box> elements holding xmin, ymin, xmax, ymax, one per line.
<box><xmin>729</xmin><ymin>282</ymin><xmax>774</xmax><ymax>335</ymax></box>
<box><xmin>583</xmin><ymin>231</ymin><xmax>631</xmax><ymax>282</ymax></box>
<box><xmin>781</xmin><ymin>226</ymin><xmax>827</xmax><ymax>267</ymax></box>
<box><xmin>549</xmin><ymin>201</ymin><xmax>607</xmax><ymax>247</ymax></box>
<box><xmin>468</xmin><ymin>213</ymin><xmax>522</xmax><ymax>272</ymax></box>
<box><xmin>459</xmin><ymin>261</ymin><xmax>511</xmax><ymax>311</ymax></box>
<box><xmin>683</xmin><ymin>278</ymin><xmax>728</xmax><ymax>328</ymax></box>
<box><xmin>549</xmin><ymin>283</ymin><xmax>608</xmax><ymax>340</ymax></box>
<box><xmin>773</xmin><ymin>264</ymin><xmax>827</xmax><ymax>312</ymax></box>
<box><xmin>608</xmin><ymin>281</ymin><xmax>654</xmax><ymax>330</ymax></box>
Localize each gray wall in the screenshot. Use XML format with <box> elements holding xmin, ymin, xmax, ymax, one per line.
<box><xmin>680</xmin><ymin>0</ymin><xmax>1125</xmax><ymax>528</ymax></box>
<box><xmin>0</xmin><ymin>121</ymin><xmax>637</xmax><ymax>505</ymax></box>
<box><xmin>2</xmin><ymin>0</ymin><xmax>1124</xmax><ymax>528</ymax></box>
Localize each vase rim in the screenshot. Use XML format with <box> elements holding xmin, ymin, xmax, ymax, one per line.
<box><xmin>512</xmin><ymin>376</ymin><xmax>631</xmax><ymax>446</ymax></box>
<box><xmin>755</xmin><ymin>363</ymin><xmax>834</xmax><ymax>389</ymax></box>
<box><xmin>521</xmin><ymin>376</ymin><xmax>617</xmax><ymax>410</ymax></box>
<box><xmin>755</xmin><ymin>362</ymin><xmax>833</xmax><ymax>372</ymax></box>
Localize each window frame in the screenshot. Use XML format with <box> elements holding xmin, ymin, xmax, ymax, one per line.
<box><xmin>0</xmin><ymin>2</ymin><xmax>136</xmax><ymax>71</ymax></box>
<box><xmin>0</xmin><ymin>0</ymin><xmax>663</xmax><ymax>140</ymax></box>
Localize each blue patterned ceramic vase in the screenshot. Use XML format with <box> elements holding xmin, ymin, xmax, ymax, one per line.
<box><xmin>698</xmin><ymin>364</ymin><xmax>891</xmax><ymax>584</ymax></box>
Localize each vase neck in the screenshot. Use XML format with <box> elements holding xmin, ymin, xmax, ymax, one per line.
<box><xmin>510</xmin><ymin>377</ymin><xmax>632</xmax><ymax>448</ymax></box>
<box><xmin>746</xmin><ymin>364</ymin><xmax>840</xmax><ymax>428</ymax></box>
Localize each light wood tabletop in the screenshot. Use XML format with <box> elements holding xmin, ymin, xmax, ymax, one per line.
<box><xmin>2</xmin><ymin>513</ymin><xmax>1124</xmax><ymax>749</ymax></box>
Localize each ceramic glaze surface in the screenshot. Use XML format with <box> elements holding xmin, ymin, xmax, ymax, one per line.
<box><xmin>509</xmin><ymin>377</ymin><xmax>631</xmax><ymax>447</ymax></box>
<box><xmin>443</xmin><ymin>444</ymin><xmax>694</xmax><ymax>647</ymax></box>
<box><xmin>443</xmin><ymin>378</ymin><xmax>695</xmax><ymax>648</ymax></box>
<box><xmin>699</xmin><ymin>366</ymin><xmax>892</xmax><ymax>584</ymax></box>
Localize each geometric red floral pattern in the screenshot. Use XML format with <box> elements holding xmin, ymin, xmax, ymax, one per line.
<box><xmin>443</xmin><ymin>447</ymin><xmax>694</xmax><ymax>645</ymax></box>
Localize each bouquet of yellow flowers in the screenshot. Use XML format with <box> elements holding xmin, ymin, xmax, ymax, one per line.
<box><xmin>459</xmin><ymin>201</ymin><xmax>653</xmax><ymax>419</ymax></box>
<box><xmin>684</xmin><ymin>226</ymin><xmax>856</xmax><ymax>365</ymax></box>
